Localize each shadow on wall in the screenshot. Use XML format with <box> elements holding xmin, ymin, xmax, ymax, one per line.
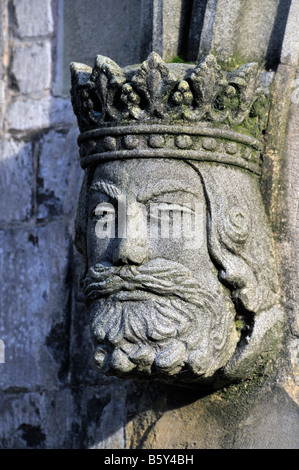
<box><xmin>0</xmin><ymin>94</ymin><xmax>112</xmax><ymax>448</ymax></box>
<box><xmin>265</xmin><ymin>0</ymin><xmax>292</xmax><ymax>70</ymax></box>
<box><xmin>0</xmin><ymin>93</ymin><xmax>178</xmax><ymax>449</ymax></box>
<box><xmin>0</xmin><ymin>89</ymin><xmax>225</xmax><ymax>448</ymax></box>
<box><xmin>123</xmin><ymin>378</ymin><xmax>299</xmax><ymax>449</ymax></box>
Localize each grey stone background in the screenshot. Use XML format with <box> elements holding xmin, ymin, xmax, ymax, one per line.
<box><xmin>0</xmin><ymin>0</ymin><xmax>298</xmax><ymax>448</ymax></box>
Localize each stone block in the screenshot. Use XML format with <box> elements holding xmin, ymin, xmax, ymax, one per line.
<box><xmin>0</xmin><ymin>221</ymin><xmax>72</xmax><ymax>389</ymax></box>
<box><xmin>11</xmin><ymin>41</ymin><xmax>52</xmax><ymax>94</ymax></box>
<box><xmin>74</xmin><ymin>385</ymin><xmax>127</xmax><ymax>449</ymax></box>
<box><xmin>7</xmin><ymin>97</ymin><xmax>76</xmax><ymax>133</ymax></box>
<box><xmin>7</xmin><ymin>98</ymin><xmax>52</xmax><ymax>131</ymax></box>
<box><xmin>127</xmin><ymin>383</ymin><xmax>299</xmax><ymax>449</ymax></box>
<box><xmin>37</xmin><ymin>128</ymin><xmax>82</xmax><ymax>220</ymax></box>
<box><xmin>280</xmin><ymin>0</ymin><xmax>299</xmax><ymax>65</ymax></box>
<box><xmin>61</xmin><ymin>0</ymin><xmax>142</xmax><ymax>95</ymax></box>
<box><xmin>0</xmin><ymin>139</ymin><xmax>33</xmax><ymax>224</ymax></box>
<box><xmin>198</xmin><ymin>0</ymin><xmax>288</xmax><ymax>66</ymax></box>
<box><xmin>140</xmin><ymin>0</ymin><xmax>194</xmax><ymax>62</ymax></box>
<box><xmin>14</xmin><ymin>0</ymin><xmax>54</xmax><ymax>38</ymax></box>
<box><xmin>0</xmin><ymin>384</ymin><xmax>128</xmax><ymax>448</ymax></box>
<box><xmin>163</xmin><ymin>0</ymin><xmax>191</xmax><ymax>61</ymax></box>
<box><xmin>0</xmin><ymin>388</ymin><xmax>77</xmax><ymax>448</ymax></box>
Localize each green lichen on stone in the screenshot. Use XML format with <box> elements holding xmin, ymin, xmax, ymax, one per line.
<box><xmin>215</xmin><ymin>53</ymin><xmax>249</xmax><ymax>72</ymax></box>
<box><xmin>211</xmin><ymin>50</ymin><xmax>264</xmax><ymax>72</ymax></box>
<box><xmin>235</xmin><ymin>319</ymin><xmax>245</xmax><ymax>333</ymax></box>
<box><xmin>167</xmin><ymin>55</ymin><xmax>195</xmax><ymax>65</ymax></box>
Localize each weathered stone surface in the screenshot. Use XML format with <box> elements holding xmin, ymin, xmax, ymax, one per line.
<box><xmin>11</xmin><ymin>41</ymin><xmax>52</xmax><ymax>94</ymax></box>
<box><xmin>213</xmin><ymin>0</ymin><xmax>281</xmax><ymax>62</ymax></box>
<box><xmin>0</xmin><ymin>339</ymin><xmax>4</xmax><ymax>363</ymax></box>
<box><xmin>197</xmin><ymin>0</ymin><xmax>224</xmax><ymax>60</ymax></box>
<box><xmin>13</xmin><ymin>0</ymin><xmax>54</xmax><ymax>38</ymax></box>
<box><xmin>0</xmin><ymin>139</ymin><xmax>33</xmax><ymax>224</ymax></box>
<box><xmin>37</xmin><ymin>127</ymin><xmax>82</xmax><ymax>220</ymax></box>
<box><xmin>284</xmin><ymin>68</ymin><xmax>299</xmax><ymax>336</ymax></box>
<box><xmin>231</xmin><ymin>385</ymin><xmax>299</xmax><ymax>449</ymax></box>
<box><xmin>159</xmin><ymin>0</ymin><xmax>186</xmax><ymax>61</ymax></box>
<box><xmin>0</xmin><ymin>388</ymin><xmax>76</xmax><ymax>448</ymax></box>
<box><xmin>126</xmin><ymin>382</ymin><xmax>299</xmax><ymax>449</ymax></box>
<box><xmin>0</xmin><ymin>221</ymin><xmax>72</xmax><ymax>389</ymax></box>
<box><xmin>7</xmin><ymin>97</ymin><xmax>75</xmax><ymax>132</ymax></box>
<box><xmin>198</xmin><ymin>0</ymin><xmax>291</xmax><ymax>67</ymax></box>
<box><xmin>261</xmin><ymin>60</ymin><xmax>299</xmax><ymax>398</ymax></box>
<box><xmin>280</xmin><ymin>0</ymin><xmax>299</xmax><ymax>65</ymax></box>
<box><xmin>7</xmin><ymin>98</ymin><xmax>50</xmax><ymax>131</ymax></box>
<box><xmin>0</xmin><ymin>382</ymin><xmax>132</xmax><ymax>449</ymax></box>
<box><xmin>69</xmin><ymin>249</ymin><xmax>102</xmax><ymax>386</ymax></box>
<box><xmin>76</xmin><ymin>385</ymin><xmax>127</xmax><ymax>449</ymax></box>
<box><xmin>69</xmin><ymin>288</ymin><xmax>98</xmax><ymax>385</ymax></box>
<box><xmin>60</xmin><ymin>0</ymin><xmax>142</xmax><ymax>95</ymax></box>
<box><xmin>140</xmin><ymin>0</ymin><xmax>163</xmax><ymax>58</ymax></box>
<box><xmin>140</xmin><ymin>0</ymin><xmax>196</xmax><ymax>62</ymax></box>
<box><xmin>187</xmin><ymin>0</ymin><xmax>211</xmax><ymax>62</ymax></box>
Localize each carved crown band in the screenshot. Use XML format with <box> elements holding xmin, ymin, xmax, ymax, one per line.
<box><xmin>78</xmin><ymin>124</ymin><xmax>262</xmax><ymax>174</ymax></box>
<box><xmin>70</xmin><ymin>52</ymin><xmax>268</xmax><ymax>175</ymax></box>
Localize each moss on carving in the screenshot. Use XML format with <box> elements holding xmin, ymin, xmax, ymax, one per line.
<box><xmin>216</xmin><ymin>54</ymin><xmax>246</xmax><ymax>72</ymax></box>
<box><xmin>167</xmin><ymin>55</ymin><xmax>195</xmax><ymax>65</ymax></box>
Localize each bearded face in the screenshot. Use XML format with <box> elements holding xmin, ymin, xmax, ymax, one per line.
<box><xmin>72</xmin><ymin>54</ymin><xmax>284</xmax><ymax>388</ymax></box>
<box><xmin>80</xmin><ymin>258</ymin><xmax>238</xmax><ymax>381</ymax></box>
<box><xmin>78</xmin><ymin>158</ymin><xmax>240</xmax><ymax>384</ymax></box>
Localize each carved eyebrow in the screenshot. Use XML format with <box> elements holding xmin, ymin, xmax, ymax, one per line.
<box><xmin>137</xmin><ymin>179</ymin><xmax>200</xmax><ymax>202</ymax></box>
<box><xmin>89</xmin><ymin>181</ymin><xmax>121</xmax><ymax>199</ymax></box>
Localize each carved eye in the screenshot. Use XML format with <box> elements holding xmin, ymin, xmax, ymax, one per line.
<box><xmin>91</xmin><ymin>203</ymin><xmax>116</xmax><ymax>221</ymax></box>
<box><xmin>148</xmin><ymin>203</ymin><xmax>194</xmax><ymax>221</ymax></box>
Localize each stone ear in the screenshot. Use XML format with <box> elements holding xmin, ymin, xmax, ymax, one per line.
<box><xmin>195</xmin><ymin>163</ymin><xmax>279</xmax><ymax>314</ymax></box>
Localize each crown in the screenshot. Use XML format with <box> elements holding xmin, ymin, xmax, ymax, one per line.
<box><xmin>70</xmin><ymin>52</ymin><xmax>268</xmax><ymax>175</ymax></box>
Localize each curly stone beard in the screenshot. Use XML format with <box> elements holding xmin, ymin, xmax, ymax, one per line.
<box><xmin>80</xmin><ymin>258</ymin><xmax>238</xmax><ymax>382</ymax></box>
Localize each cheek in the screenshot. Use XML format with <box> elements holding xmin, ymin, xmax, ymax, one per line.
<box><xmin>147</xmin><ymin>237</ymin><xmax>204</xmax><ymax>268</ymax></box>
<box><xmin>146</xmin><ymin>206</ymin><xmax>206</xmax><ymax>264</ymax></box>
<box><xmin>147</xmin><ymin>237</ymin><xmax>183</xmax><ymax>259</ymax></box>
<box><xmin>86</xmin><ymin>219</ymin><xmax>116</xmax><ymax>266</ymax></box>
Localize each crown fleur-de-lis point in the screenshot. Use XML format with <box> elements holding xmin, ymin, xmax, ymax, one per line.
<box><xmin>71</xmin><ymin>52</ymin><xmax>268</xmax><ymax>140</ymax></box>
<box><xmin>131</xmin><ymin>52</ymin><xmax>177</xmax><ymax>118</ymax></box>
<box><xmin>90</xmin><ymin>55</ymin><xmax>126</xmax><ymax>121</ymax></box>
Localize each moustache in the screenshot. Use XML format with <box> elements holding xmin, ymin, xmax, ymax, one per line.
<box><xmin>80</xmin><ymin>258</ymin><xmax>212</xmax><ymax>307</ymax></box>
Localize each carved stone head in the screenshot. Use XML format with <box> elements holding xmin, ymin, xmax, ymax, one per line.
<box><xmin>70</xmin><ymin>53</ymin><xmax>284</xmax><ymax>389</ymax></box>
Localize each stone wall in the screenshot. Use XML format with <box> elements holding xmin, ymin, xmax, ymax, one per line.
<box><xmin>0</xmin><ymin>0</ymin><xmax>135</xmax><ymax>448</ymax></box>
<box><xmin>0</xmin><ymin>0</ymin><xmax>298</xmax><ymax>449</ymax></box>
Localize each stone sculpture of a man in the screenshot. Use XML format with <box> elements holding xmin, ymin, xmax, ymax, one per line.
<box><xmin>70</xmin><ymin>52</ymin><xmax>284</xmax><ymax>389</ymax></box>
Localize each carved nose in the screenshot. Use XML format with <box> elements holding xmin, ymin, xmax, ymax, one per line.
<box><xmin>113</xmin><ymin>238</ymin><xmax>148</xmax><ymax>266</ymax></box>
<box><xmin>112</xmin><ymin>203</ymin><xmax>148</xmax><ymax>266</ymax></box>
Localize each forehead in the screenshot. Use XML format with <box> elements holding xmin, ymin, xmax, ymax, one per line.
<box><xmin>91</xmin><ymin>158</ymin><xmax>202</xmax><ymax>194</ymax></box>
